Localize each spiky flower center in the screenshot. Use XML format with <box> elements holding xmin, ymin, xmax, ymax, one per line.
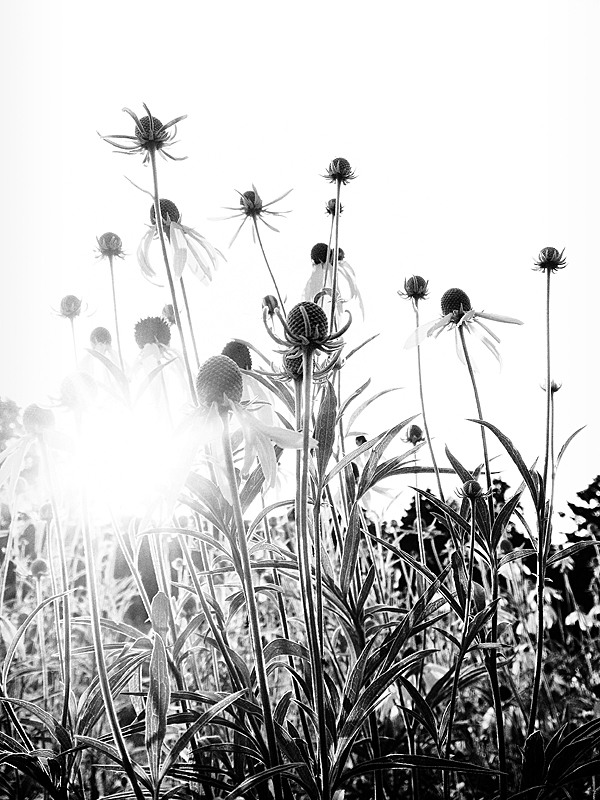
<box><xmin>60</xmin><ymin>295</ymin><xmax>82</xmax><ymax>320</ymax></box>
<box><xmin>310</xmin><ymin>243</ymin><xmax>344</xmax><ymax>265</ymax></box>
<box><xmin>90</xmin><ymin>327</ymin><xmax>112</xmax><ymax>346</ymax></box>
<box><xmin>221</xmin><ymin>341</ymin><xmax>252</xmax><ymax>371</ymax></box>
<box><xmin>97</xmin><ymin>232</ymin><xmax>123</xmax><ymax>257</ymax></box>
<box><xmin>134</xmin><ymin>115</ymin><xmax>167</xmax><ymax>146</ymax></box>
<box><xmin>287</xmin><ymin>302</ymin><xmax>329</xmax><ymax>343</ymax></box>
<box><xmin>150</xmin><ymin>199</ymin><xmax>181</xmax><ymax>226</ymax></box>
<box><xmin>440</xmin><ymin>288</ymin><xmax>472</xmax><ymax>318</ymax></box>
<box><xmin>23</xmin><ymin>404</ymin><xmax>55</xmax><ymax>435</ymax></box>
<box><xmin>462</xmin><ymin>479</ymin><xmax>484</xmax><ymax>499</ymax></box>
<box><xmin>196</xmin><ymin>355</ymin><xmax>243</xmax><ymax>407</ymax></box>
<box><xmin>535</xmin><ymin>246</ymin><xmax>567</xmax><ymax>272</ymax></box>
<box><xmin>134</xmin><ymin>316</ymin><xmax>171</xmax><ymax>348</ymax></box>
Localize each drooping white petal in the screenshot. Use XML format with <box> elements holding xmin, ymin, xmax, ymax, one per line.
<box><xmin>184</xmin><ymin>238</ymin><xmax>213</xmax><ymax>284</ymax></box>
<box><xmin>477</xmin><ymin>311</ymin><xmax>523</xmax><ymax>325</ymax></box>
<box><xmin>137</xmin><ymin>229</ymin><xmax>157</xmax><ymax>280</ymax></box>
<box><xmin>472</xmin><ymin>317</ymin><xmax>501</xmax><ymax>343</ymax></box>
<box><xmin>302</xmin><ymin>264</ymin><xmax>326</xmax><ymax>304</ymax></box>
<box><xmin>472</xmin><ymin>320</ymin><xmax>502</xmax><ymax>367</ymax></box>
<box><xmin>339</xmin><ymin>260</ymin><xmax>365</xmax><ymax>319</ymax></box>
<box><xmin>404</xmin><ymin>318</ymin><xmax>443</xmax><ymax>349</ymax></box>
<box><xmin>170</xmin><ymin>223</ymin><xmax>188</xmax><ymax>279</ymax></box>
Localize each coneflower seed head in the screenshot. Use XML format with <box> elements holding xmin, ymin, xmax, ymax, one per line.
<box><xmin>135</xmin><ymin>115</ymin><xmax>163</xmax><ymax>140</ymax></box>
<box><xmin>90</xmin><ymin>327</ymin><xmax>112</xmax><ymax>346</ymax></box>
<box><xmin>60</xmin><ymin>295</ymin><xmax>82</xmax><ymax>320</ymax></box>
<box><xmin>150</xmin><ymin>199</ymin><xmax>181</xmax><ymax>226</ymax></box>
<box><xmin>534</xmin><ymin>246</ymin><xmax>567</xmax><ymax>272</ymax></box>
<box><xmin>23</xmin><ymin>405</ymin><xmax>55</xmax><ymax>435</ymax></box>
<box><xmin>310</xmin><ymin>243</ymin><xmax>344</xmax><ymax>265</ymax></box>
<box><xmin>441</xmin><ymin>288</ymin><xmax>472</xmax><ymax>316</ymax></box>
<box><xmin>30</xmin><ymin>558</ymin><xmax>49</xmax><ymax>579</ymax></box>
<box><xmin>326</xmin><ymin>157</ymin><xmax>355</xmax><ymax>183</ymax></box>
<box><xmin>196</xmin><ymin>355</ymin><xmax>243</xmax><ymax>406</ymax></box>
<box><xmin>134</xmin><ymin>316</ymin><xmax>171</xmax><ymax>348</ymax></box>
<box><xmin>96</xmin><ymin>232</ymin><xmax>123</xmax><ymax>257</ymax></box>
<box><xmin>287</xmin><ymin>302</ymin><xmax>329</xmax><ymax>343</ymax></box>
<box><xmin>221</xmin><ymin>341</ymin><xmax>252</xmax><ymax>371</ymax></box>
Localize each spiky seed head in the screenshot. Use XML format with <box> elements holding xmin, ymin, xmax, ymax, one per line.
<box><xmin>534</xmin><ymin>246</ymin><xmax>567</xmax><ymax>272</ymax></box>
<box><xmin>326</xmin><ymin>157</ymin><xmax>356</xmax><ymax>184</ymax></box>
<box><xmin>150</xmin><ymin>199</ymin><xmax>181</xmax><ymax>226</ymax></box>
<box><xmin>283</xmin><ymin>352</ymin><xmax>304</xmax><ymax>378</ymax></box>
<box><xmin>90</xmin><ymin>327</ymin><xmax>112</xmax><ymax>346</ymax></box>
<box><xmin>23</xmin><ymin>405</ymin><xmax>55</xmax><ymax>436</ymax></box>
<box><xmin>134</xmin><ymin>115</ymin><xmax>165</xmax><ymax>145</ymax></box>
<box><xmin>221</xmin><ymin>341</ymin><xmax>252</xmax><ymax>371</ymax></box>
<box><xmin>60</xmin><ymin>295</ymin><xmax>82</xmax><ymax>320</ymax></box>
<box><xmin>162</xmin><ymin>304</ymin><xmax>176</xmax><ymax>326</ymax></box>
<box><xmin>30</xmin><ymin>558</ymin><xmax>49</xmax><ymax>579</ymax></box>
<box><xmin>407</xmin><ymin>424</ymin><xmax>425</xmax><ymax>445</ymax></box>
<box><xmin>441</xmin><ymin>288</ymin><xmax>472</xmax><ymax>317</ymax></box>
<box><xmin>96</xmin><ymin>232</ymin><xmax>123</xmax><ymax>258</ymax></box>
<box><xmin>263</xmin><ymin>295</ymin><xmax>279</xmax><ymax>316</ymax></box>
<box><xmin>287</xmin><ymin>302</ymin><xmax>329</xmax><ymax>343</ymax></box>
<box><xmin>196</xmin><ymin>355</ymin><xmax>244</xmax><ymax>407</ymax></box>
<box><xmin>461</xmin><ymin>479</ymin><xmax>484</xmax><ymax>500</ymax></box>
<box><xmin>399</xmin><ymin>275</ymin><xmax>429</xmax><ymax>303</ymax></box>
<box><xmin>134</xmin><ymin>316</ymin><xmax>171</xmax><ymax>348</ymax></box>
<box><xmin>60</xmin><ymin>373</ymin><xmax>98</xmax><ymax>411</ymax></box>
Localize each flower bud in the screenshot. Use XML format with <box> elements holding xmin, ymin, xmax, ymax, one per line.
<box><xmin>282</xmin><ymin>352</ymin><xmax>304</xmax><ymax>378</ymax></box>
<box><xmin>406</xmin><ymin>424</ymin><xmax>424</xmax><ymax>445</ymax></box>
<box><xmin>461</xmin><ymin>479</ymin><xmax>484</xmax><ymax>500</ymax></box>
<box><xmin>96</xmin><ymin>232</ymin><xmax>123</xmax><ymax>258</ymax></box>
<box><xmin>60</xmin><ymin>295</ymin><xmax>82</xmax><ymax>320</ymax></box>
<box><xmin>325</xmin><ymin>198</ymin><xmax>343</xmax><ymax>215</ymax></box>
<box><xmin>23</xmin><ymin>405</ymin><xmax>55</xmax><ymax>436</ymax></box>
<box><xmin>326</xmin><ymin>157</ymin><xmax>356</xmax><ymax>184</ymax></box>
<box><xmin>399</xmin><ymin>276</ymin><xmax>429</xmax><ymax>303</ymax></box>
<box><xmin>162</xmin><ymin>304</ymin><xmax>176</xmax><ymax>326</ymax></box>
<box><xmin>196</xmin><ymin>355</ymin><xmax>243</xmax><ymax>407</ymax></box>
<box><xmin>310</xmin><ymin>243</ymin><xmax>344</xmax><ymax>265</ymax></box>
<box><xmin>534</xmin><ymin>247</ymin><xmax>566</xmax><ymax>273</ymax></box>
<box><xmin>134</xmin><ymin>316</ymin><xmax>171</xmax><ymax>348</ymax></box>
<box><xmin>263</xmin><ymin>295</ymin><xmax>279</xmax><ymax>317</ymax></box>
<box><xmin>30</xmin><ymin>558</ymin><xmax>49</xmax><ymax>579</ymax></box>
<box><xmin>90</xmin><ymin>327</ymin><xmax>112</xmax><ymax>346</ymax></box>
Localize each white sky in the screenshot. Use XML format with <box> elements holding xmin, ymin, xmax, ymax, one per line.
<box><xmin>1</xmin><ymin>1</ymin><xmax>599</xmax><ymax>518</ymax></box>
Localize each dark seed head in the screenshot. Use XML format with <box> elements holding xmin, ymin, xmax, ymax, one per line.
<box><xmin>221</xmin><ymin>341</ymin><xmax>252</xmax><ymax>371</ymax></box>
<box><xmin>90</xmin><ymin>327</ymin><xmax>112</xmax><ymax>346</ymax></box>
<box><xmin>96</xmin><ymin>232</ymin><xmax>123</xmax><ymax>258</ymax></box>
<box><xmin>150</xmin><ymin>199</ymin><xmax>181</xmax><ymax>226</ymax></box>
<box><xmin>399</xmin><ymin>276</ymin><xmax>429</xmax><ymax>303</ymax></box>
<box><xmin>134</xmin><ymin>316</ymin><xmax>171</xmax><ymax>348</ymax></box>
<box><xmin>282</xmin><ymin>352</ymin><xmax>304</xmax><ymax>378</ymax></box>
<box><xmin>287</xmin><ymin>302</ymin><xmax>329</xmax><ymax>343</ymax></box>
<box><xmin>30</xmin><ymin>558</ymin><xmax>49</xmax><ymax>579</ymax></box>
<box><xmin>135</xmin><ymin>115</ymin><xmax>163</xmax><ymax>141</ymax></box>
<box><xmin>60</xmin><ymin>295</ymin><xmax>82</xmax><ymax>320</ymax></box>
<box><xmin>196</xmin><ymin>355</ymin><xmax>244</xmax><ymax>407</ymax></box>
<box><xmin>407</xmin><ymin>424</ymin><xmax>425</xmax><ymax>445</ymax></box>
<box><xmin>310</xmin><ymin>243</ymin><xmax>344</xmax><ymax>265</ymax></box>
<box><xmin>326</xmin><ymin>157</ymin><xmax>355</xmax><ymax>184</ymax></box>
<box><xmin>23</xmin><ymin>405</ymin><xmax>55</xmax><ymax>436</ymax></box>
<box><xmin>534</xmin><ymin>246</ymin><xmax>567</xmax><ymax>272</ymax></box>
<box><xmin>441</xmin><ymin>288</ymin><xmax>472</xmax><ymax>317</ymax></box>
<box><xmin>240</xmin><ymin>190</ymin><xmax>262</xmax><ymax>214</ymax></box>
<box><xmin>462</xmin><ymin>479</ymin><xmax>484</xmax><ymax>500</ymax></box>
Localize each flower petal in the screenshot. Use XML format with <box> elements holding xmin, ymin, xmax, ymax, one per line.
<box><xmin>170</xmin><ymin>223</ymin><xmax>188</xmax><ymax>279</ymax></box>
<box><xmin>137</xmin><ymin>229</ymin><xmax>157</xmax><ymax>280</ymax></box>
<box><xmin>404</xmin><ymin>318</ymin><xmax>442</xmax><ymax>349</ymax></box>
<box><xmin>477</xmin><ymin>311</ymin><xmax>523</xmax><ymax>325</ymax></box>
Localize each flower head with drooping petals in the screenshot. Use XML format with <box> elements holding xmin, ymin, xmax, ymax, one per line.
<box><xmin>405</xmin><ymin>287</ymin><xmax>523</xmax><ymax>368</ymax></box>
<box><xmin>99</xmin><ymin>104</ymin><xmax>187</xmax><ymax>164</ymax></box>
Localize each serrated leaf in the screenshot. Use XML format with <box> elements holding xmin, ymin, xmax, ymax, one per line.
<box><xmin>146</xmin><ymin>633</ymin><xmax>170</xmax><ymax>786</ymax></box>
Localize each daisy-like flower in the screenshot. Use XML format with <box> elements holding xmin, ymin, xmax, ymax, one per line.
<box><xmin>100</xmin><ymin>104</ymin><xmax>187</xmax><ymax>164</ymax></box>
<box><xmin>138</xmin><ymin>198</ymin><xmax>223</xmax><ymax>286</ymax></box>
<box><xmin>405</xmin><ymin>287</ymin><xmax>523</xmax><ymax>367</ymax></box>
<box><xmin>216</xmin><ymin>184</ymin><xmax>293</xmax><ymax>247</ymax></box>
<box><xmin>533</xmin><ymin>246</ymin><xmax>567</xmax><ymax>273</ymax></box>
<box><xmin>324</xmin><ymin>157</ymin><xmax>356</xmax><ymax>184</ymax></box>
<box><xmin>302</xmin><ymin>242</ymin><xmax>365</xmax><ymax>319</ymax></box>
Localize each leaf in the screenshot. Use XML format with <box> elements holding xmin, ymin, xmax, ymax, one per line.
<box><xmin>146</xmin><ymin>633</ymin><xmax>170</xmax><ymax>786</ymax></box>
<box><xmin>498</xmin><ymin>548</ymin><xmax>537</xmax><ymax>569</ymax></box>
<box><xmin>356</xmin><ymin>417</ymin><xmax>417</xmax><ymax>498</ymax></box>
<box><xmin>337</xmin><ymin>378</ymin><xmax>371</xmax><ymax>421</ymax></box>
<box><xmin>556</xmin><ymin>425</ymin><xmax>586</xmax><ymax>469</ymax></box>
<box><xmin>150</xmin><ymin>592</ymin><xmax>171</xmax><ymax>641</ymax></box>
<box><xmin>491</xmin><ymin>490</ymin><xmax>523</xmax><ymax>550</ymax></box>
<box><xmin>315</xmin><ymin>379</ymin><xmax>337</xmax><ymax>485</ymax></box>
<box><xmin>263</xmin><ymin>638</ymin><xmax>310</xmax><ymax>663</ymax></box>
<box><xmin>339</xmin><ymin>504</ymin><xmax>362</xmax><ymax>596</ymax></box>
<box><xmin>547</xmin><ymin>541</ymin><xmax>599</xmax><ymax>567</ymax></box>
<box><xmin>133</xmin><ymin>357</ymin><xmax>178</xmax><ymax>407</ymax></box>
<box><xmin>84</xmin><ymin>348</ymin><xmax>131</xmax><ymax>404</ymax></box>
<box><xmin>346</xmin><ymin>388</ymin><xmax>402</xmax><ymax>433</ymax></box>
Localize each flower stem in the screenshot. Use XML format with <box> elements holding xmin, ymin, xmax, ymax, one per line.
<box><xmin>148</xmin><ymin>147</ymin><xmax>198</xmax><ymax>405</ymax></box>
<box><xmin>329</xmin><ymin>181</ymin><xmax>342</xmax><ymax>331</ymax></box>
<box><xmin>69</xmin><ymin>319</ymin><xmax>78</xmax><ymax>369</ymax></box>
<box><xmin>179</xmin><ymin>277</ymin><xmax>201</xmax><ymax>368</ymax></box>
<box><xmin>108</xmin><ymin>254</ymin><xmax>124</xmax><ymax>371</ymax></box>
<box><xmin>252</xmin><ymin>218</ymin><xmax>286</xmax><ymax>316</ymax></box>
<box><xmin>220</xmin><ymin>410</ymin><xmax>281</xmax><ymax>794</ymax></box>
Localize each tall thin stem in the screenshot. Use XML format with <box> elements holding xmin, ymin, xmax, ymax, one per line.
<box><xmin>329</xmin><ymin>181</ymin><xmax>342</xmax><ymax>331</ymax></box>
<box><xmin>108</xmin><ymin>254</ymin><xmax>124</xmax><ymax>371</ymax></box>
<box><xmin>69</xmin><ymin>319</ymin><xmax>78</xmax><ymax>369</ymax></box>
<box><xmin>179</xmin><ymin>277</ymin><xmax>201</xmax><ymax>368</ymax></box>
<box><xmin>252</xmin><ymin>218</ymin><xmax>285</xmax><ymax>316</ymax></box>
<box><xmin>148</xmin><ymin>147</ymin><xmax>198</xmax><ymax>405</ymax></box>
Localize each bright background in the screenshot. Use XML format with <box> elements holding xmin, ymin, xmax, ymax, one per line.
<box><xmin>1</xmin><ymin>1</ymin><xmax>598</xmax><ymax>521</ymax></box>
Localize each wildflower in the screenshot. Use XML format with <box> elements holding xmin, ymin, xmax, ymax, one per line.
<box><xmin>134</xmin><ymin>316</ymin><xmax>171</xmax><ymax>349</ymax></box>
<box><xmin>215</xmin><ymin>184</ymin><xmax>293</xmax><ymax>247</ymax></box>
<box><xmin>405</xmin><ymin>287</ymin><xmax>523</xmax><ymax>367</ymax></box>
<box><xmin>533</xmin><ymin>247</ymin><xmax>567</xmax><ymax>273</ymax></box>
<box><xmin>222</xmin><ymin>341</ymin><xmax>252</xmax><ymax>371</ymax></box>
<box><xmin>324</xmin><ymin>157</ymin><xmax>356</xmax><ymax>184</ymax></box>
<box><xmin>58</xmin><ymin>295</ymin><xmax>82</xmax><ymax>321</ymax></box>
<box><xmin>95</xmin><ymin>232</ymin><xmax>124</xmax><ymax>260</ymax></box>
<box><xmin>138</xmin><ymin>198</ymin><xmax>222</xmax><ymax>286</ymax></box>
<box><xmin>302</xmin><ymin>243</ymin><xmax>364</xmax><ymax>319</ymax></box>
<box><xmin>458</xmin><ymin>479</ymin><xmax>485</xmax><ymax>500</ymax></box>
<box><xmin>100</xmin><ymin>104</ymin><xmax>187</xmax><ymax>164</ymax></box>
<box><xmin>30</xmin><ymin>558</ymin><xmax>49</xmax><ymax>579</ymax></box>
<box><xmin>398</xmin><ymin>275</ymin><xmax>429</xmax><ymax>304</ymax></box>
<box><xmin>281</xmin><ymin>301</ymin><xmax>350</xmax><ymax>357</ymax></box>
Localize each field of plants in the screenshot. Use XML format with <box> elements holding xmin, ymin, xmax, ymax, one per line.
<box><xmin>1</xmin><ymin>104</ymin><xmax>599</xmax><ymax>799</ymax></box>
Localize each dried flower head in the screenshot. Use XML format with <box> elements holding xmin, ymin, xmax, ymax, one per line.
<box><xmin>287</xmin><ymin>302</ymin><xmax>329</xmax><ymax>344</ymax></box>
<box><xmin>325</xmin><ymin>157</ymin><xmax>356</xmax><ymax>184</ymax></box>
<box><xmin>90</xmin><ymin>327</ymin><xmax>112</xmax><ymax>346</ymax></box>
<box><xmin>30</xmin><ymin>558</ymin><xmax>49</xmax><ymax>579</ymax></box>
<box><xmin>398</xmin><ymin>275</ymin><xmax>429</xmax><ymax>303</ymax></box>
<box><xmin>96</xmin><ymin>232</ymin><xmax>124</xmax><ymax>259</ymax></box>
<box><xmin>310</xmin><ymin>243</ymin><xmax>345</xmax><ymax>265</ymax></box>
<box><xmin>282</xmin><ymin>352</ymin><xmax>304</xmax><ymax>379</ymax></box>
<box><xmin>134</xmin><ymin>317</ymin><xmax>171</xmax><ymax>349</ymax></box>
<box><xmin>150</xmin><ymin>199</ymin><xmax>181</xmax><ymax>227</ymax></box>
<box><xmin>59</xmin><ymin>295</ymin><xmax>82</xmax><ymax>320</ymax></box>
<box><xmin>60</xmin><ymin>373</ymin><xmax>98</xmax><ymax>412</ymax></box>
<box><xmin>23</xmin><ymin>405</ymin><xmax>55</xmax><ymax>436</ymax></box>
<box><xmin>441</xmin><ymin>288</ymin><xmax>472</xmax><ymax>320</ymax></box>
<box><xmin>222</xmin><ymin>341</ymin><xmax>253</xmax><ymax>371</ymax></box>
<box><xmin>216</xmin><ymin>184</ymin><xmax>293</xmax><ymax>247</ymax></box>
<box><xmin>326</xmin><ymin>198</ymin><xmax>343</xmax><ymax>215</ymax></box>
<box><xmin>196</xmin><ymin>355</ymin><xmax>244</xmax><ymax>408</ymax></box>
<box><xmin>100</xmin><ymin>104</ymin><xmax>187</xmax><ymax>163</ymax></box>
<box><xmin>534</xmin><ymin>247</ymin><xmax>567</xmax><ymax>273</ymax></box>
